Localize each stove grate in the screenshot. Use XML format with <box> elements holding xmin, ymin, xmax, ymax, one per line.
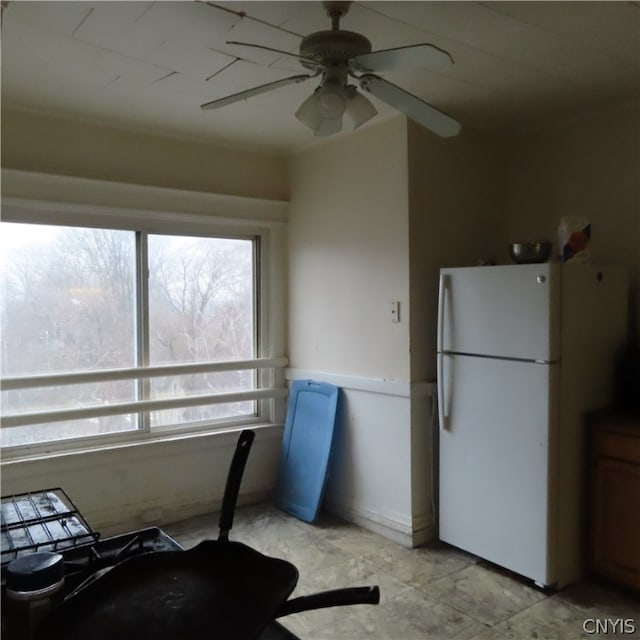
<box><xmin>1</xmin><ymin>488</ymin><xmax>99</xmax><ymax>565</ymax></box>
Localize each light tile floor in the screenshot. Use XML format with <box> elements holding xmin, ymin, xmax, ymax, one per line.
<box><xmin>163</xmin><ymin>504</ymin><xmax>639</xmax><ymax>640</ymax></box>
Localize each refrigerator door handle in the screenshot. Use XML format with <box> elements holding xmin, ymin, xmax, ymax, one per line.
<box><xmin>437</xmin><ymin>273</ymin><xmax>450</xmax><ymax>430</ymax></box>
<box><xmin>437</xmin><ymin>352</ymin><xmax>449</xmax><ymax>430</ymax></box>
<box><xmin>437</xmin><ymin>273</ymin><xmax>449</xmax><ymax>354</ymax></box>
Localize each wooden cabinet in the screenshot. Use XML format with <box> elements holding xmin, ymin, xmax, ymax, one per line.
<box><xmin>589</xmin><ymin>412</ymin><xmax>640</xmax><ymax>591</ymax></box>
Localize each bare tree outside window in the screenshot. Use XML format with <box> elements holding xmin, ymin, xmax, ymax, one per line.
<box><xmin>1</xmin><ymin>224</ymin><xmax>137</xmax><ymax>445</ymax></box>
<box><xmin>147</xmin><ymin>234</ymin><xmax>255</xmax><ymax>426</ymax></box>
<box><xmin>1</xmin><ymin>223</ymin><xmax>257</xmax><ymax>447</ymax></box>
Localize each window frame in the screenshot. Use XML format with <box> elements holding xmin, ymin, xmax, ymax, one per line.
<box><xmin>1</xmin><ymin>184</ymin><xmax>287</xmax><ymax>459</ymax></box>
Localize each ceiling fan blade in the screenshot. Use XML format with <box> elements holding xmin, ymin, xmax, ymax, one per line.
<box><xmin>359</xmin><ymin>74</ymin><xmax>461</xmax><ymax>138</ymax></box>
<box><xmin>226</xmin><ymin>41</ymin><xmax>322</xmax><ymax>69</ymax></box>
<box><xmin>351</xmin><ymin>43</ymin><xmax>454</xmax><ymax>73</ymax></box>
<box><xmin>201</xmin><ymin>74</ymin><xmax>314</xmax><ymax>110</ymax></box>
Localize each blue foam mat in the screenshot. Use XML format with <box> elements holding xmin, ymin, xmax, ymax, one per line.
<box><xmin>274</xmin><ymin>380</ymin><xmax>339</xmax><ymax>523</ymax></box>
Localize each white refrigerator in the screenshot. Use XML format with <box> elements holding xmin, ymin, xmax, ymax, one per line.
<box><xmin>437</xmin><ymin>263</ymin><xmax>627</xmax><ymax>588</ymax></box>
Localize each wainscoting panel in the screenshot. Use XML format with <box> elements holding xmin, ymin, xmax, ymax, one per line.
<box><xmin>286</xmin><ymin>369</ymin><xmax>436</xmax><ymax>547</ymax></box>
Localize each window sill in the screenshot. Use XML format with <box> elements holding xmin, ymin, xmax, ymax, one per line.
<box><xmin>0</xmin><ymin>421</ymin><xmax>284</xmax><ymax>466</ymax></box>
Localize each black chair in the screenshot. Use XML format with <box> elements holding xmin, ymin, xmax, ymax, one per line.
<box><xmin>38</xmin><ymin>430</ymin><xmax>379</xmax><ymax>640</ymax></box>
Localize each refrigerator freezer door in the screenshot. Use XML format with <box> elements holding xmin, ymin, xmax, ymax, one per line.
<box><xmin>439</xmin><ymin>264</ymin><xmax>561</xmax><ymax>362</ymax></box>
<box><xmin>439</xmin><ymin>353</ymin><xmax>558</xmax><ymax>586</ymax></box>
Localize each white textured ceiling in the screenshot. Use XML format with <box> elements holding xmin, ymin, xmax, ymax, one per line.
<box><xmin>2</xmin><ymin>1</ymin><xmax>639</xmax><ymax>152</ymax></box>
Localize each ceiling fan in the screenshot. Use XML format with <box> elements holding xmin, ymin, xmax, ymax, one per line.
<box><xmin>201</xmin><ymin>0</ymin><xmax>461</xmax><ymax>138</ymax></box>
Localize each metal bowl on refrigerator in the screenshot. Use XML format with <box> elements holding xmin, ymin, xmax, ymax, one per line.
<box><xmin>509</xmin><ymin>242</ymin><xmax>552</xmax><ymax>264</ymax></box>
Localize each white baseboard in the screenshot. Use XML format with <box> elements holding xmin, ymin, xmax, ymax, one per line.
<box><xmin>324</xmin><ymin>496</ymin><xmax>438</xmax><ymax>548</ymax></box>
<box><xmin>324</xmin><ymin>499</ymin><xmax>413</xmax><ymax>547</ymax></box>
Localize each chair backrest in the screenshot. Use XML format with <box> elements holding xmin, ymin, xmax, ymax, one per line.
<box><xmin>218</xmin><ymin>429</ymin><xmax>255</xmax><ymax>542</ymax></box>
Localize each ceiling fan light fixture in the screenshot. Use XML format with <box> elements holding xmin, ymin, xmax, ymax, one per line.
<box><xmin>316</xmin><ymin>79</ymin><xmax>347</xmax><ymax>120</ymax></box>
<box><xmin>344</xmin><ymin>86</ymin><xmax>377</xmax><ymax>129</ymax></box>
<box><xmin>295</xmin><ymin>79</ymin><xmax>349</xmax><ymax>136</ymax></box>
<box><xmin>295</xmin><ymin>93</ymin><xmax>321</xmax><ymax>130</ymax></box>
<box><xmin>313</xmin><ymin>117</ymin><xmax>343</xmax><ymax>137</ymax></box>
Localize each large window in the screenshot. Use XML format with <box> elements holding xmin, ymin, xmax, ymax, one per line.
<box><xmin>1</xmin><ymin>219</ymin><xmax>276</xmax><ymax>450</ymax></box>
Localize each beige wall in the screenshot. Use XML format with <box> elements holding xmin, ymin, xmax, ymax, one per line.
<box><xmin>406</xmin><ymin>100</ymin><xmax>640</xmax><ymax>379</ymax></box>
<box><xmin>505</xmin><ymin>101</ymin><xmax>640</xmax><ymax>339</ymax></box>
<box><xmin>288</xmin><ymin>118</ymin><xmax>424</xmax><ymax>544</ymax></box>
<box><xmin>3</xmin><ymin>99</ymin><xmax>637</xmax><ymax>544</ymax></box>
<box><xmin>288</xmin><ymin>117</ymin><xmax>411</xmax><ymax>380</ymax></box>
<box><xmin>407</xmin><ymin>121</ymin><xmax>508</xmax><ymax>381</ymax></box>
<box><xmin>0</xmin><ymin>110</ymin><xmax>289</xmax><ymax>533</ymax></box>
<box><xmin>1</xmin><ymin>429</ymin><xmax>283</xmax><ymax>536</ymax></box>
<box><xmin>2</xmin><ymin>108</ymin><xmax>289</xmax><ymax>201</ymax></box>
<box><xmin>405</xmin><ymin>122</ymin><xmax>508</xmax><ymax>540</ymax></box>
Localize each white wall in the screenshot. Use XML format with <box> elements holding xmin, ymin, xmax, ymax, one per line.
<box><xmin>288</xmin><ymin>117</ymin><xmax>424</xmax><ymax>544</ymax></box>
